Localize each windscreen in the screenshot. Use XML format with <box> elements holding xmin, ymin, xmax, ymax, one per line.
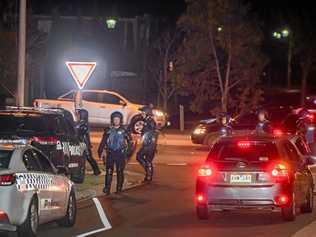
<box><xmin>207</xmin><ymin>141</ymin><xmax>279</xmax><ymax>162</ymax></box>
<box><xmin>0</xmin><ymin>150</ymin><xmax>13</xmax><ymax>169</ymax></box>
<box><xmin>0</xmin><ymin>113</ymin><xmax>57</xmax><ymax>135</ymax></box>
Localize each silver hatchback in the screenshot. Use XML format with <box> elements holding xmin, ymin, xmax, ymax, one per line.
<box><xmin>195</xmin><ymin>135</ymin><xmax>314</xmax><ymax>221</ymax></box>
<box><xmin>0</xmin><ymin>143</ymin><xmax>76</xmax><ymax>236</ymax></box>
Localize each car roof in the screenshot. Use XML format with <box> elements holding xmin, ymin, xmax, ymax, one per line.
<box><xmin>0</xmin><ymin>106</ymin><xmax>67</xmax><ymax>116</ymax></box>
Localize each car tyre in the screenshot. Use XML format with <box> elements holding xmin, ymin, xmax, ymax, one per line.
<box><xmin>17</xmin><ymin>197</ymin><xmax>39</xmax><ymax>237</ymax></box>
<box><xmin>129</xmin><ymin>115</ymin><xmax>144</xmax><ymax>134</ymax></box>
<box><xmin>196</xmin><ymin>205</ymin><xmax>209</xmax><ymax>220</ymax></box>
<box><xmin>281</xmin><ymin>193</ymin><xmax>296</xmax><ymax>221</ymax></box>
<box><xmin>71</xmin><ymin>153</ymin><xmax>86</xmax><ymax>184</ymax></box>
<box><xmin>301</xmin><ymin>187</ymin><xmax>313</xmax><ymax>213</ymax></box>
<box><xmin>57</xmin><ymin>190</ymin><xmax>77</xmax><ymax>227</ymax></box>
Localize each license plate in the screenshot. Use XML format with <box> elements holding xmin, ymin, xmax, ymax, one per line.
<box><xmin>230</xmin><ymin>174</ymin><xmax>252</xmax><ymax>183</ymax></box>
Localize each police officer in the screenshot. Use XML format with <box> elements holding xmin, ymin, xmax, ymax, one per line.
<box><xmin>76</xmin><ymin>109</ymin><xmax>101</xmax><ymax>176</ymax></box>
<box><xmin>98</xmin><ymin>112</ymin><xmax>133</xmax><ymax>195</ymax></box>
<box><xmin>218</xmin><ymin>112</ymin><xmax>233</xmax><ymax>137</ymax></box>
<box><xmin>297</xmin><ymin>109</ymin><xmax>315</xmax><ymax>149</ymax></box>
<box><xmin>255</xmin><ymin>109</ymin><xmax>272</xmax><ymax>134</ymax></box>
<box><xmin>136</xmin><ymin>106</ymin><xmax>158</xmax><ymax>182</ymax></box>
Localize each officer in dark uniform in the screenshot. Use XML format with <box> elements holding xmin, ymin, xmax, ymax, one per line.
<box><xmin>76</xmin><ymin>109</ymin><xmax>101</xmax><ymax>176</ymax></box>
<box><xmin>136</xmin><ymin>106</ymin><xmax>158</xmax><ymax>182</ymax></box>
<box><xmin>297</xmin><ymin>109</ymin><xmax>315</xmax><ymax>150</ymax></box>
<box><xmin>218</xmin><ymin>112</ymin><xmax>233</xmax><ymax>137</ymax></box>
<box><xmin>255</xmin><ymin>109</ymin><xmax>272</xmax><ymax>134</ymax></box>
<box><xmin>98</xmin><ymin>112</ymin><xmax>133</xmax><ymax>195</ymax></box>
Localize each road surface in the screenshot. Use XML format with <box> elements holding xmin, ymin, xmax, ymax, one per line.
<box><xmin>33</xmin><ymin>132</ymin><xmax>316</xmax><ymax>237</ymax></box>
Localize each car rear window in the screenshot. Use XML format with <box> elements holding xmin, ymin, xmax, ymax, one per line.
<box><xmin>207</xmin><ymin>141</ymin><xmax>279</xmax><ymax>162</ymax></box>
<box><xmin>0</xmin><ymin>113</ymin><xmax>58</xmax><ymax>135</ymax></box>
<box><xmin>0</xmin><ymin>150</ymin><xmax>13</xmax><ymax>169</ymax></box>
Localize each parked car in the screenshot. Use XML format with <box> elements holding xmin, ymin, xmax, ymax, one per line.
<box><xmin>0</xmin><ymin>107</ymin><xmax>87</xmax><ymax>183</ymax></box>
<box><xmin>195</xmin><ymin>134</ymin><xmax>314</xmax><ymax>221</ymax></box>
<box><xmin>0</xmin><ymin>143</ymin><xmax>76</xmax><ymax>236</ymax></box>
<box><xmin>191</xmin><ymin>106</ymin><xmax>292</xmax><ymax>146</ymax></box>
<box><xmin>33</xmin><ymin>89</ymin><xmax>167</xmax><ymax>133</ymax></box>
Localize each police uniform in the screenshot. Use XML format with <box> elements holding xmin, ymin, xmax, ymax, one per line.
<box><xmin>98</xmin><ymin>113</ymin><xmax>133</xmax><ymax>195</ymax></box>
<box><xmin>219</xmin><ymin>125</ymin><xmax>233</xmax><ymax>137</ymax></box>
<box><xmin>136</xmin><ymin>111</ymin><xmax>158</xmax><ymax>182</ymax></box>
<box><xmin>76</xmin><ymin>109</ymin><xmax>101</xmax><ymax>176</ymax></box>
<box><xmin>255</xmin><ymin>120</ymin><xmax>272</xmax><ymax>134</ymax></box>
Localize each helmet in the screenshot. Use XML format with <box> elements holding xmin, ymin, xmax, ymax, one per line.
<box><xmin>111</xmin><ymin>111</ymin><xmax>123</xmax><ymax>124</ymax></box>
<box><xmin>217</xmin><ymin>112</ymin><xmax>231</xmax><ymax>125</ymax></box>
<box><xmin>76</xmin><ymin>109</ymin><xmax>89</xmax><ymax>122</ymax></box>
<box><xmin>140</xmin><ymin>105</ymin><xmax>154</xmax><ymax>116</ymax></box>
<box><xmin>257</xmin><ymin>108</ymin><xmax>269</xmax><ymax>119</ymax></box>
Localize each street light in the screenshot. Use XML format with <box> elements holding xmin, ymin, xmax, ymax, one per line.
<box><xmin>106</xmin><ymin>17</ymin><xmax>117</xmax><ymax>29</ymax></box>
<box><xmin>217</xmin><ymin>26</ymin><xmax>223</xmax><ymax>32</ymax></box>
<box><xmin>273</xmin><ymin>28</ymin><xmax>292</xmax><ymax>89</ymax></box>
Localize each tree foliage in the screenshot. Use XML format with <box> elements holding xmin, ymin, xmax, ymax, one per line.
<box><xmin>176</xmin><ymin>0</ymin><xmax>267</xmax><ymax>114</ymax></box>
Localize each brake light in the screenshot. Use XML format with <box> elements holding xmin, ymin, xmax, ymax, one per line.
<box><xmin>0</xmin><ymin>211</ymin><xmax>9</xmax><ymax>222</ymax></box>
<box><xmin>237</xmin><ymin>141</ymin><xmax>251</xmax><ymax>148</ymax></box>
<box><xmin>273</xmin><ymin>129</ymin><xmax>283</xmax><ymax>137</ymax></box>
<box><xmin>0</xmin><ymin>174</ymin><xmax>15</xmax><ymax>186</ymax></box>
<box><xmin>271</xmin><ymin>163</ymin><xmax>289</xmax><ymax>182</ymax></box>
<box><xmin>33</xmin><ymin>136</ymin><xmax>58</xmax><ymax>145</ymax></box>
<box><xmin>195</xmin><ymin>193</ymin><xmax>206</xmax><ymax>204</ymax></box>
<box><xmin>198</xmin><ymin>165</ymin><xmax>213</xmax><ymax>177</ymax></box>
<box><xmin>275</xmin><ymin>194</ymin><xmax>290</xmax><ymax>206</ymax></box>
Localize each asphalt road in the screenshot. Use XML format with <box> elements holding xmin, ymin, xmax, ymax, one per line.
<box><xmin>33</xmin><ymin>132</ymin><xmax>316</xmax><ymax>237</ymax></box>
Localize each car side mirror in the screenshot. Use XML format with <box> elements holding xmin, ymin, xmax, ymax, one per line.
<box><xmin>57</xmin><ymin>166</ymin><xmax>68</xmax><ymax>175</ymax></box>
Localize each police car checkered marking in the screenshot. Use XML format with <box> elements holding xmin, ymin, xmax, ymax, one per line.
<box><xmin>15</xmin><ymin>173</ymin><xmax>54</xmax><ymax>191</ymax></box>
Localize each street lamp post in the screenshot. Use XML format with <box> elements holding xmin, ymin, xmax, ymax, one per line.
<box><xmin>273</xmin><ymin>28</ymin><xmax>293</xmax><ymax>89</ymax></box>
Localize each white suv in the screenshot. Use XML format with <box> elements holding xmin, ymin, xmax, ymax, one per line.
<box><xmin>34</xmin><ymin>89</ymin><xmax>166</xmax><ymax>133</ymax></box>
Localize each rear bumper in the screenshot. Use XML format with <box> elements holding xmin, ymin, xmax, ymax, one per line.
<box><xmin>0</xmin><ymin>222</ymin><xmax>17</xmax><ymax>232</ymax></box>
<box><xmin>201</xmin><ymin>184</ymin><xmax>289</xmax><ymax>211</ymax></box>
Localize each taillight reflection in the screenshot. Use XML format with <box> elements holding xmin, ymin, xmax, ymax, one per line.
<box><xmin>0</xmin><ymin>174</ymin><xmax>15</xmax><ymax>186</ymax></box>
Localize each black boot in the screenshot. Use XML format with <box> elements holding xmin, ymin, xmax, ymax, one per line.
<box><xmin>103</xmin><ymin>169</ymin><xmax>113</xmax><ymax>195</ymax></box>
<box><xmin>144</xmin><ymin>163</ymin><xmax>153</xmax><ymax>182</ymax></box>
<box><xmin>116</xmin><ymin>170</ymin><xmax>124</xmax><ymax>193</ymax></box>
<box><xmin>87</xmin><ymin>154</ymin><xmax>101</xmax><ymax>176</ymax></box>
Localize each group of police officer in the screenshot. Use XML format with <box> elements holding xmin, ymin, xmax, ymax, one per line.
<box><xmin>76</xmin><ymin>106</ymin><xmax>158</xmax><ymax>196</ymax></box>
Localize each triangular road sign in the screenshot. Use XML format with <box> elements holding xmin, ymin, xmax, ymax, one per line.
<box><xmin>66</xmin><ymin>61</ymin><xmax>96</xmax><ymax>89</ymax></box>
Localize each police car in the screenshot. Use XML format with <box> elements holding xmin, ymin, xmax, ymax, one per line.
<box><xmin>0</xmin><ymin>107</ymin><xmax>87</xmax><ymax>183</ymax></box>
<box><xmin>0</xmin><ymin>142</ymin><xmax>76</xmax><ymax>236</ymax></box>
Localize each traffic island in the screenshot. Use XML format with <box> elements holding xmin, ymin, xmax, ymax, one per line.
<box><xmin>75</xmin><ymin>170</ymin><xmax>144</xmax><ymax>200</ymax></box>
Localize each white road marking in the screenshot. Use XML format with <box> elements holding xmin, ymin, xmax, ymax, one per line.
<box><xmin>76</xmin><ymin>198</ymin><xmax>112</xmax><ymax>237</ymax></box>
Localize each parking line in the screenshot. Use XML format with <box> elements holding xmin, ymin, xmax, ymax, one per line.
<box><xmin>76</xmin><ymin>198</ymin><xmax>112</xmax><ymax>237</ymax></box>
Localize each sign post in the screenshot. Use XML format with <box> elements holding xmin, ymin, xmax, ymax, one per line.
<box><xmin>66</xmin><ymin>61</ymin><xmax>96</xmax><ymax>110</ymax></box>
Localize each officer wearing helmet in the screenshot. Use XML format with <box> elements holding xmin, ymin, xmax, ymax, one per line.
<box><xmin>98</xmin><ymin>112</ymin><xmax>133</xmax><ymax>195</ymax></box>
<box><xmin>255</xmin><ymin>108</ymin><xmax>272</xmax><ymax>134</ymax></box>
<box><xmin>218</xmin><ymin>112</ymin><xmax>233</xmax><ymax>137</ymax></box>
<box><xmin>76</xmin><ymin>108</ymin><xmax>101</xmax><ymax>176</ymax></box>
<box><xmin>136</xmin><ymin>105</ymin><xmax>158</xmax><ymax>182</ymax></box>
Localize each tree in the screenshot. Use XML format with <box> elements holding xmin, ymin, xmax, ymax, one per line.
<box><xmin>147</xmin><ymin>29</ymin><xmax>183</xmax><ymax>112</ymax></box>
<box><xmin>176</xmin><ymin>0</ymin><xmax>267</xmax><ymax>114</ymax></box>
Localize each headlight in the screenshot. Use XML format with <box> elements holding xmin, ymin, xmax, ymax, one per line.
<box><xmin>193</xmin><ymin>127</ymin><xmax>207</xmax><ymax>135</ymax></box>
<box><xmin>153</xmin><ymin>109</ymin><xmax>164</xmax><ymax>117</ymax></box>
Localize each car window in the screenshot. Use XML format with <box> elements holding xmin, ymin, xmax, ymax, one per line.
<box><xmin>23</xmin><ymin>150</ymin><xmax>41</xmax><ymax>172</ymax></box>
<box><xmin>284</xmin><ymin>141</ymin><xmax>301</xmax><ymax>163</ymax></box>
<box><xmin>33</xmin><ymin>150</ymin><xmax>54</xmax><ymax>174</ymax></box>
<box><xmin>207</xmin><ymin>141</ymin><xmax>279</xmax><ymax>162</ymax></box>
<box><xmin>82</xmin><ymin>92</ymin><xmax>98</xmax><ymax>103</ymax></box>
<box><xmin>101</xmin><ymin>93</ymin><xmax>122</xmax><ymax>105</ymax></box>
<box><xmin>295</xmin><ymin>138</ymin><xmax>311</xmax><ymax>155</ymax></box>
<box><xmin>56</xmin><ymin>117</ymin><xmax>66</xmax><ymax>135</ymax></box>
<box><xmin>63</xmin><ymin>117</ymin><xmax>76</xmax><ymax>136</ymax></box>
<box><xmin>0</xmin><ymin>150</ymin><xmax>13</xmax><ymax>169</ymax></box>
<box><xmin>0</xmin><ymin>113</ymin><xmax>57</xmax><ymax>135</ymax></box>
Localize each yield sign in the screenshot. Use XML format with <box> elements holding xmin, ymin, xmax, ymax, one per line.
<box><xmin>66</xmin><ymin>61</ymin><xmax>96</xmax><ymax>89</ymax></box>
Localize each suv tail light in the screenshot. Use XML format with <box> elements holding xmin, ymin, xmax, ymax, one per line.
<box><xmin>271</xmin><ymin>163</ymin><xmax>289</xmax><ymax>182</ymax></box>
<box><xmin>0</xmin><ymin>211</ymin><xmax>9</xmax><ymax>222</ymax></box>
<box><xmin>0</xmin><ymin>174</ymin><xmax>15</xmax><ymax>186</ymax></box>
<box><xmin>195</xmin><ymin>193</ymin><xmax>207</xmax><ymax>204</ymax></box>
<box><xmin>33</xmin><ymin>136</ymin><xmax>58</xmax><ymax>145</ymax></box>
<box><xmin>198</xmin><ymin>165</ymin><xmax>213</xmax><ymax>177</ymax></box>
